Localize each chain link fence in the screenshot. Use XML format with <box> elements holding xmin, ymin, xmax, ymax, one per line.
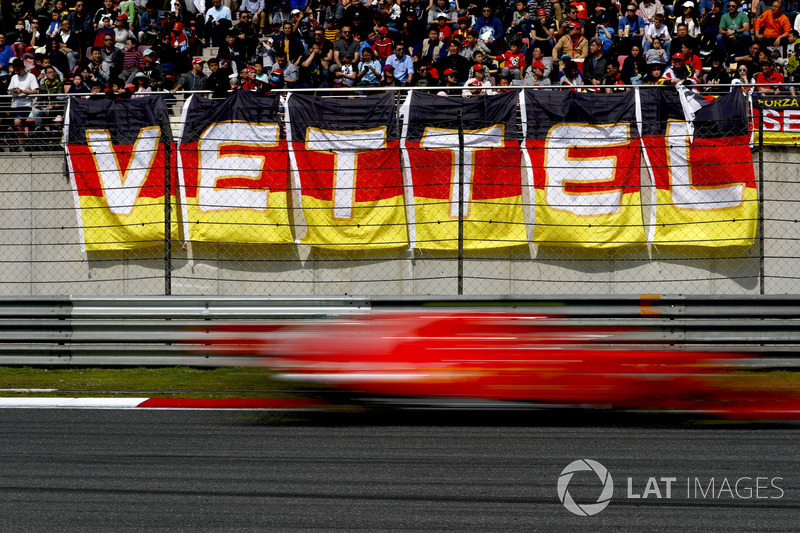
<box><xmin>0</xmin><ymin>86</ymin><xmax>797</xmax><ymax>297</ymax></box>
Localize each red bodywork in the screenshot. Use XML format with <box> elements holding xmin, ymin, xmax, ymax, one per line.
<box><xmin>205</xmin><ymin>312</ymin><xmax>800</xmax><ymax>418</ymax></box>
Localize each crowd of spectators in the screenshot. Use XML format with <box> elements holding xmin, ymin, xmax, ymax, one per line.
<box><xmin>0</xmin><ymin>0</ymin><xmax>798</xmax><ymax>145</ymax></box>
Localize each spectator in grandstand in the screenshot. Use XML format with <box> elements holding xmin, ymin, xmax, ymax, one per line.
<box><xmin>553</xmin><ymin>21</ymin><xmax>588</xmax><ymax>60</ymax></box>
<box><xmin>374</xmin><ymin>27</ymin><xmax>393</xmax><ymax>61</ymax></box>
<box><xmin>674</xmin><ymin>1</ymin><xmax>701</xmax><ymax>38</ymax></box>
<box><xmin>593</xmin><ymin>18</ymin><xmax>616</xmax><ymax>53</ymax></box>
<box><xmin>530</xmin><ymin>8</ymin><xmax>557</xmax><ymax>56</ymax></box>
<box><xmin>507</xmin><ymin>1</ymin><xmax>531</xmax><ymax>46</ymax></box>
<box><xmin>460</xmin><ymin>31</ymin><xmax>490</xmax><ymax>61</ymax></box>
<box><xmin>462</xmin><ymin>64</ymin><xmax>494</xmax><ymax>96</ymax></box>
<box><xmin>736</xmin><ymin>41</ymin><xmax>763</xmax><ymax>74</ymax></box>
<box><xmin>438</xmin><ymin>39</ymin><xmax>471</xmax><ymax>83</ymax></box>
<box><xmin>120</xmin><ymin>37</ymin><xmax>144</xmax><ymax>83</ymax></box>
<box><xmin>399</xmin><ymin>9</ymin><xmax>427</xmax><ymax>51</ymax></box>
<box><xmin>661</xmin><ymin>52</ymin><xmax>697</xmax><ymax>83</ymax></box>
<box><xmin>623</xmin><ymin>43</ymin><xmax>648</xmax><ymax>84</ymax></box>
<box><xmin>205</xmin><ymin>0</ymin><xmax>233</xmax><ymax>46</ymax></box>
<box><xmin>645</xmin><ymin>13</ymin><xmax>671</xmax><ymax>55</ymax></box>
<box><xmin>524</xmin><ymin>60</ymin><xmax>552</xmax><ymax>85</ymax></box>
<box><xmin>68</xmin><ymin>70</ymin><xmax>91</xmax><ymax>95</ymax></box>
<box><xmin>0</xmin><ymin>35</ymin><xmax>12</xmax><ymax>72</ymax></box>
<box><xmin>94</xmin><ymin>0</ymin><xmax>118</xmax><ymax>30</ymax></box>
<box><xmin>680</xmin><ymin>39</ymin><xmax>704</xmax><ymax>78</ymax></box>
<box><xmin>34</xmin><ymin>65</ymin><xmax>63</xmax><ymax>127</ymax></box>
<box><xmin>130</xmin><ymin>72</ymin><xmax>152</xmax><ymax>97</ymax></box>
<box><xmin>138</xmin><ymin>3</ymin><xmax>163</xmax><ymax>46</ymax></box>
<box><xmin>560</xmin><ymin>5</ymin><xmax>584</xmax><ymax>33</ymax></box>
<box><xmin>756</xmin><ymin>57</ymin><xmax>785</xmax><ymax>93</ymax></box>
<box><xmin>489</xmin><ymin>39</ymin><xmax>526</xmax><ymax>80</ymax></box>
<box><xmin>204</xmin><ymin>57</ymin><xmax>229</xmax><ymax>97</ymax></box>
<box><xmin>274</xmin><ymin>20</ymin><xmax>305</xmax><ymax>64</ymax></box>
<box><xmin>355</xmin><ymin>47</ymin><xmax>381</xmax><ymax>86</ymax></box>
<box><xmin>473</xmin><ymin>5</ymin><xmax>504</xmax><ymax>54</ymax></box>
<box><xmin>54</xmin><ymin>19</ymin><xmax>80</xmax><ymax>73</ymax></box>
<box><xmin>672</xmin><ymin>23</ymin><xmax>698</xmax><ymax>59</ymax></box>
<box><xmin>330</xmin><ymin>25</ymin><xmax>360</xmax><ymax>76</ymax></box>
<box><xmin>732</xmin><ymin>62</ymin><xmax>755</xmax><ymax>88</ymax></box>
<box><xmin>637</xmin><ymin>0</ymin><xmax>665</xmax><ymax>25</ymax></box>
<box><xmin>754</xmin><ymin>0</ymin><xmax>791</xmax><ymax>51</ymax></box>
<box><xmin>45</xmin><ymin>10</ymin><xmax>62</xmax><ymax>41</ymax></box>
<box><xmin>702</xmin><ymin>50</ymin><xmax>732</xmax><ymax>92</ymax></box>
<box><xmin>44</xmin><ymin>39</ymin><xmax>68</xmax><ymax>77</ymax></box>
<box><xmin>604</xmin><ymin>60</ymin><xmax>629</xmax><ymax>91</ymax></box>
<box><xmin>254</xmin><ymin>35</ymin><xmax>276</xmax><ymax>69</ymax></box>
<box><xmin>113</xmin><ymin>14</ymin><xmax>135</xmax><ymax>50</ymax></box>
<box><xmin>413</xmin><ymin>27</ymin><xmax>447</xmax><ymax>63</ymax></box>
<box><xmin>558</xmin><ymin>58</ymin><xmax>583</xmax><ymax>87</ymax></box>
<box><xmin>217</xmin><ymin>30</ymin><xmax>246</xmax><ymax>75</ymax></box>
<box><xmin>138</xmin><ymin>48</ymin><xmax>164</xmax><ymax>91</ymax></box>
<box><xmin>525</xmin><ymin>44</ymin><xmax>553</xmax><ymax>80</ymax></box>
<box><xmin>436</xmin><ymin>67</ymin><xmax>460</xmax><ymax>95</ymax></box>
<box><xmin>239</xmin><ymin>0</ymin><xmax>267</xmax><ymax>33</ymax></box>
<box><xmin>378</xmin><ymin>64</ymin><xmax>400</xmax><ymax>86</ymax></box>
<box><xmin>619</xmin><ymin>4</ymin><xmax>646</xmax><ymax>53</ymax></box>
<box><xmin>99</xmin><ymin>34</ymin><xmax>123</xmax><ymax>83</ymax></box>
<box><xmin>583</xmin><ymin>37</ymin><xmax>609</xmax><ymax>87</ymax></box>
<box><xmin>645</xmin><ymin>59</ymin><xmax>666</xmax><ymax>82</ymax></box>
<box><xmin>8</xmin><ymin>58</ymin><xmax>38</xmax><ymax>151</ymax></box>
<box><xmin>273</xmin><ymin>50</ymin><xmax>299</xmax><ymax>86</ymax></box>
<box><xmin>385</xmin><ymin>42</ymin><xmax>414</xmax><ymax>84</ymax></box>
<box><xmin>153</xmin><ymin>32</ymin><xmax>180</xmax><ymax>75</ymax></box>
<box><xmin>646</xmin><ymin>37</ymin><xmax>669</xmax><ymax>63</ymax></box>
<box><xmin>301</xmin><ymin>40</ymin><xmax>330</xmax><ymax>87</ymax></box>
<box><xmin>699</xmin><ymin>1</ymin><xmax>724</xmax><ymax>47</ymax></box>
<box><xmin>427</xmin><ymin>0</ymin><xmax>457</xmax><ymax>30</ymax></box>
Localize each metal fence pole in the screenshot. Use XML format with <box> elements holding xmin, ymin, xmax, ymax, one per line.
<box><xmin>162</xmin><ymin>118</ymin><xmax>172</xmax><ymax>296</ymax></box>
<box><xmin>757</xmin><ymin>98</ymin><xmax>764</xmax><ymax>296</ymax></box>
<box><xmin>456</xmin><ymin>109</ymin><xmax>465</xmax><ymax>296</ymax></box>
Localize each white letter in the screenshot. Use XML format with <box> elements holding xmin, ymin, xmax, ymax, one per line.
<box><xmin>666</xmin><ymin>121</ymin><xmax>744</xmax><ymax>210</ymax></box>
<box><xmin>784</xmin><ymin>110</ymin><xmax>800</xmax><ymax>132</ymax></box>
<box><xmin>695</xmin><ymin>478</ymin><xmax>715</xmax><ymax>498</ymax></box>
<box><xmin>421</xmin><ymin>125</ymin><xmax>505</xmax><ymax>217</ymax></box>
<box><xmin>717</xmin><ymin>478</ymin><xmax>734</xmax><ymax>498</ymax></box>
<box><xmin>197</xmin><ymin>122</ymin><xmax>279</xmax><ymax>212</ymax></box>
<box><xmin>306</xmin><ymin>126</ymin><xmax>387</xmax><ymax>219</ymax></box>
<box><xmin>85</xmin><ymin>127</ymin><xmax>161</xmax><ymax>215</ymax></box>
<box><xmin>643</xmin><ymin>478</ymin><xmax>662</xmax><ymax>499</ymax></box>
<box><xmin>762</xmin><ymin>109</ymin><xmax>781</xmax><ymax>131</ymax></box>
<box><xmin>771</xmin><ymin>477</ymin><xmax>784</xmax><ymax>499</ymax></box>
<box><xmin>735</xmin><ymin>477</ymin><xmax>752</xmax><ymax>499</ymax></box>
<box><xmin>627</xmin><ymin>477</ymin><xmax>641</xmax><ymax>498</ymax></box>
<box><xmin>545</xmin><ymin>124</ymin><xmax>629</xmax><ymax>216</ymax></box>
<box><xmin>756</xmin><ymin>477</ymin><xmax>769</xmax><ymax>498</ymax></box>
<box><xmin>661</xmin><ymin>477</ymin><xmax>676</xmax><ymax>499</ymax></box>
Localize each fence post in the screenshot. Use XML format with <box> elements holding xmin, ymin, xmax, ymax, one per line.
<box><xmin>757</xmin><ymin>97</ymin><xmax>764</xmax><ymax>296</ymax></box>
<box><xmin>162</xmin><ymin>117</ymin><xmax>172</xmax><ymax>296</ymax></box>
<box><xmin>456</xmin><ymin>109</ymin><xmax>464</xmax><ymax>296</ymax></box>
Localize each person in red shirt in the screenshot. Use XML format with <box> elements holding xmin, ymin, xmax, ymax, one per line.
<box><xmin>755</xmin><ymin>58</ymin><xmax>785</xmax><ymax>94</ymax></box>
<box><xmin>435</xmin><ymin>13</ymin><xmax>453</xmax><ymax>43</ymax></box>
<box><xmin>570</xmin><ymin>1</ymin><xmax>589</xmax><ymax>20</ymax></box>
<box><xmin>374</xmin><ymin>27</ymin><xmax>393</xmax><ymax>60</ymax></box>
<box><xmin>488</xmin><ymin>39</ymin><xmax>526</xmax><ymax>80</ymax></box>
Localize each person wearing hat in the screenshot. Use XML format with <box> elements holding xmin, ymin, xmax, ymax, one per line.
<box><xmin>427</xmin><ymin>0</ymin><xmax>457</xmax><ymax>30</ymax></box>
<box><xmin>755</xmin><ymin>56</ymin><xmax>785</xmax><ymax>94</ymax></box>
<box><xmin>385</xmin><ymin>42</ymin><xmax>414</xmax><ymax>84</ymax></box>
<box><xmin>324</xmin><ymin>0</ymin><xmax>346</xmax><ymax>30</ymax></box>
<box><xmin>673</xmin><ymin>1</ymin><xmax>700</xmax><ymax>39</ymax></box>
<box><xmin>618</xmin><ymin>3</ymin><xmax>646</xmax><ymax>53</ymax></box>
<box><xmin>552</xmin><ymin>21</ymin><xmax>588</xmax><ymax>60</ymax></box>
<box><xmin>461</xmin><ymin>63</ymin><xmax>495</xmax><ymax>97</ymax></box>
<box><xmin>138</xmin><ymin>47</ymin><xmax>165</xmax><ymax>90</ymax></box>
<box><xmin>379</xmin><ymin>63</ymin><xmax>401</xmax><ymax>86</ymax></box>
<box><xmin>530</xmin><ymin>8</ymin><xmax>557</xmax><ymax>56</ymax></box>
<box><xmin>436</xmin><ymin>67</ymin><xmax>461</xmax><ymax>95</ymax></box>
<box><xmin>718</xmin><ymin>0</ymin><xmax>752</xmax><ymax>55</ymax></box>
<box><xmin>172</xmin><ymin>57</ymin><xmax>208</xmax><ymax>93</ymax></box>
<box><xmin>374</xmin><ymin>27</ymin><xmax>393</xmax><ymax>61</ymax></box>
<box><xmin>113</xmin><ymin>13</ymin><xmax>135</xmax><ymax>50</ymax></box>
<box><xmin>453</xmin><ymin>17</ymin><xmax>470</xmax><ymax>41</ymax></box>
<box><xmin>205</xmin><ymin>0</ymin><xmax>233</xmax><ymax>46</ymax></box>
<box><xmin>524</xmin><ymin>59</ymin><xmax>552</xmax><ymax>85</ymax></box>
<box><xmin>661</xmin><ymin>51</ymin><xmax>696</xmax><ymax>83</ymax></box>
<box><xmin>8</xmin><ymin>58</ymin><xmax>38</xmax><ymax>151</ymax></box>
<box><xmin>437</xmin><ymin>39</ymin><xmax>471</xmax><ymax>83</ymax></box>
<box><xmin>130</xmin><ymin>71</ymin><xmax>152</xmax><ymax>97</ymax></box>
<box><xmin>434</xmin><ymin>12</ymin><xmax>454</xmax><ymax>43</ymax></box>
<box><xmin>701</xmin><ymin>49</ymin><xmax>732</xmax><ymax>93</ymax></box>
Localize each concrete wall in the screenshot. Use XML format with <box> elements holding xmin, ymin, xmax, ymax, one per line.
<box><xmin>0</xmin><ymin>149</ymin><xmax>794</xmax><ymax>297</ymax></box>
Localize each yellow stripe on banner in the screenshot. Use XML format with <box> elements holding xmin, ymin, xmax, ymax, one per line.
<box><xmin>301</xmin><ymin>196</ymin><xmax>409</xmax><ymax>250</ymax></box>
<box><xmin>183</xmin><ymin>192</ymin><xmax>293</xmax><ymax>244</ymax></box>
<box><xmin>414</xmin><ymin>197</ymin><xmax>527</xmax><ymax>251</ymax></box>
<box><xmin>79</xmin><ymin>196</ymin><xmax>179</xmax><ymax>252</ymax></box>
<box><xmin>757</xmin><ymin>131</ymin><xmax>800</xmax><ymax>146</ymax></box>
<box><xmin>533</xmin><ymin>190</ymin><xmax>645</xmax><ymax>248</ymax></box>
<box><xmin>652</xmin><ymin>188</ymin><xmax>758</xmax><ymax>247</ymax></box>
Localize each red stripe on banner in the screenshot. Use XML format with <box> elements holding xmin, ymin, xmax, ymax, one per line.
<box><xmin>179</xmin><ymin>140</ymin><xmax>290</xmax><ymax>199</ymax></box>
<box><xmin>688</xmin><ymin>135</ymin><xmax>756</xmax><ymax>188</ymax></box>
<box><xmin>137</xmin><ymin>398</ymin><xmax>326</xmax><ymax>409</ymax></box>
<box><xmin>294</xmin><ymin>139</ymin><xmax>403</xmax><ymax>202</ymax></box>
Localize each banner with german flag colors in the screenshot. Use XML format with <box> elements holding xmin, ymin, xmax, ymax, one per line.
<box><xmin>401</xmin><ymin>91</ymin><xmax>526</xmax><ymax>251</ymax></box>
<box><xmin>286</xmin><ymin>93</ymin><xmax>408</xmax><ymax>250</ymax></box>
<box><xmin>177</xmin><ymin>91</ymin><xmax>292</xmax><ymax>245</ymax></box>
<box><xmin>522</xmin><ymin>90</ymin><xmax>645</xmax><ymax>248</ymax></box>
<box><xmin>641</xmin><ymin>88</ymin><xmax>757</xmax><ymax>247</ymax></box>
<box><xmin>65</xmin><ymin>96</ymin><xmax>178</xmax><ymax>252</ymax></box>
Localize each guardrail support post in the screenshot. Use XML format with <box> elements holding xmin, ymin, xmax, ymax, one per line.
<box><xmin>162</xmin><ymin>118</ymin><xmax>172</xmax><ymax>296</ymax></box>
<box><xmin>457</xmin><ymin>109</ymin><xmax>465</xmax><ymax>296</ymax></box>
<box><xmin>757</xmin><ymin>98</ymin><xmax>764</xmax><ymax>295</ymax></box>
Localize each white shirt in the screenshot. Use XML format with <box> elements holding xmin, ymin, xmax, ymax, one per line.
<box><xmin>9</xmin><ymin>72</ymin><xmax>39</xmax><ymax>108</ymax></box>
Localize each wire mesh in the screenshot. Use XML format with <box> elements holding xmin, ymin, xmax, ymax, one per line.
<box><xmin>0</xmin><ymin>86</ymin><xmax>796</xmax><ymax>296</ymax></box>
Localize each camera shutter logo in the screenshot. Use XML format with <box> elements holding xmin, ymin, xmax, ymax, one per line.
<box><xmin>557</xmin><ymin>459</ymin><xmax>614</xmax><ymax>516</ymax></box>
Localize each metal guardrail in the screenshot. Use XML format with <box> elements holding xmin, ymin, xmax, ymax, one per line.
<box><xmin>0</xmin><ymin>295</ymin><xmax>799</xmax><ymax>366</ymax></box>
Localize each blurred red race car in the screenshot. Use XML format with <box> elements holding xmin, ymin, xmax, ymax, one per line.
<box><xmin>204</xmin><ymin>312</ymin><xmax>800</xmax><ymax>418</ymax></box>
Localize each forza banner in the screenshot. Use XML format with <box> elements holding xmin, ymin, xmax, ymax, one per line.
<box><xmin>177</xmin><ymin>91</ymin><xmax>292</xmax><ymax>245</ymax></box>
<box><xmin>641</xmin><ymin>88</ymin><xmax>757</xmax><ymax>246</ymax></box>
<box><xmin>522</xmin><ymin>90</ymin><xmax>645</xmax><ymax>248</ymax></box>
<box><xmin>286</xmin><ymin>92</ymin><xmax>408</xmax><ymax>249</ymax></box>
<box><xmin>753</xmin><ymin>95</ymin><xmax>800</xmax><ymax>145</ymax></box>
<box><xmin>401</xmin><ymin>91</ymin><xmax>527</xmax><ymax>250</ymax></box>
<box><xmin>65</xmin><ymin>96</ymin><xmax>179</xmax><ymax>252</ymax></box>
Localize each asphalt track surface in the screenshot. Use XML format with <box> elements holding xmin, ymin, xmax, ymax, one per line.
<box><xmin>2</xmin><ymin>409</ymin><xmax>800</xmax><ymax>532</ymax></box>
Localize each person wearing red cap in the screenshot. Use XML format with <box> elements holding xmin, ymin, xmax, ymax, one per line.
<box><xmin>454</xmin><ymin>17</ymin><xmax>470</xmax><ymax>41</ymax></box>
<box><xmin>374</xmin><ymin>27</ymin><xmax>393</xmax><ymax>60</ymax></box>
<box><xmin>552</xmin><ymin>21</ymin><xmax>588</xmax><ymax>60</ymax></box>
<box><xmin>531</xmin><ymin>8</ymin><xmax>557</xmax><ymax>56</ymax></box>
<box><xmin>661</xmin><ymin>52</ymin><xmax>696</xmax><ymax>84</ymax></box>
<box><xmin>524</xmin><ymin>59</ymin><xmax>552</xmax><ymax>86</ymax></box>
<box><xmin>172</xmin><ymin>58</ymin><xmax>208</xmax><ymax>93</ymax></box>
<box><xmin>436</xmin><ymin>67</ymin><xmax>461</xmax><ymax>95</ymax></box>
<box><xmin>461</xmin><ymin>63</ymin><xmax>495</xmax><ymax>97</ymax></box>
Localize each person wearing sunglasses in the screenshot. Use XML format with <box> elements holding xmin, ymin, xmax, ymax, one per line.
<box><xmin>618</xmin><ymin>4</ymin><xmax>646</xmax><ymax>54</ymax></box>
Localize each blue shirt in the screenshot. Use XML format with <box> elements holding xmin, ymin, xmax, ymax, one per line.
<box><xmin>618</xmin><ymin>15</ymin><xmax>645</xmax><ymax>38</ymax></box>
<box><xmin>385</xmin><ymin>54</ymin><xmax>414</xmax><ymax>84</ymax></box>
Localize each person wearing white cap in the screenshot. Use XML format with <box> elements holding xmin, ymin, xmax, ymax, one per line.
<box><xmin>674</xmin><ymin>1</ymin><xmax>701</xmax><ymax>38</ymax></box>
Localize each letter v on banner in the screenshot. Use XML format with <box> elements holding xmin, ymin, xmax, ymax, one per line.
<box><xmin>638</xmin><ymin>87</ymin><xmax>757</xmax><ymax>247</ymax></box>
<box><xmin>65</xmin><ymin>96</ymin><xmax>179</xmax><ymax>252</ymax></box>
